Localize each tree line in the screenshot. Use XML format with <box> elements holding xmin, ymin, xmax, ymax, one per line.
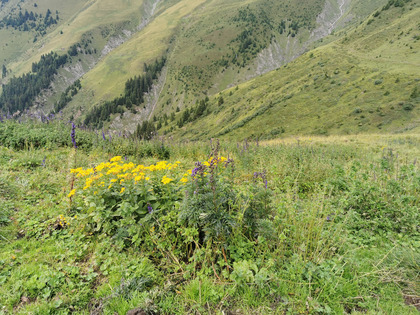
<box><xmin>0</xmin><ymin>8</ymin><xmax>59</xmax><ymax>34</ymax></box>
<box><xmin>53</xmin><ymin>79</ymin><xmax>82</xmax><ymax>114</ymax></box>
<box><xmin>0</xmin><ymin>52</ymin><xmax>67</xmax><ymax>114</ymax></box>
<box><xmin>84</xmin><ymin>56</ymin><xmax>166</xmax><ymax>128</ymax></box>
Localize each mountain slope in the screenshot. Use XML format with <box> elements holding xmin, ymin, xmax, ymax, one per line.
<box><xmin>67</xmin><ymin>0</ymin><xmax>389</xmax><ymax>129</ymax></box>
<box><xmin>163</xmin><ymin>0</ymin><xmax>420</xmax><ymax>139</ymax></box>
<box><xmin>0</xmin><ymin>0</ymin><xmax>418</xmax><ymax>140</ymax></box>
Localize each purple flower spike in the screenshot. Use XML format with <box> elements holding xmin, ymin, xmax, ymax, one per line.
<box><xmin>71</xmin><ymin>123</ymin><xmax>77</xmax><ymax>148</ymax></box>
<box><xmin>147</xmin><ymin>204</ymin><xmax>153</xmax><ymax>214</ymax></box>
<box><xmin>102</xmin><ymin>131</ymin><xmax>106</xmax><ymax>141</ymax></box>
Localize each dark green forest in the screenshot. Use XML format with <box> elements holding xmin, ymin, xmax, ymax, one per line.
<box><xmin>0</xmin><ymin>8</ymin><xmax>59</xmax><ymax>36</ymax></box>
<box><xmin>84</xmin><ymin>57</ymin><xmax>166</xmax><ymax>128</ymax></box>
<box><xmin>0</xmin><ymin>52</ymin><xmax>67</xmax><ymax>114</ymax></box>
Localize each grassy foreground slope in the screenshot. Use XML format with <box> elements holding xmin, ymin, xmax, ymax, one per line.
<box><xmin>164</xmin><ymin>1</ymin><xmax>420</xmax><ymax>140</ymax></box>
<box><xmin>0</xmin><ymin>120</ymin><xmax>419</xmax><ymax>313</ymax></box>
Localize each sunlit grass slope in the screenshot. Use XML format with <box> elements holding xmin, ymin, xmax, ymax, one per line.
<box><xmin>69</xmin><ymin>0</ymin><xmax>326</xmax><ymax>115</ymax></box>
<box><xmin>70</xmin><ymin>0</ymin><xmax>207</xmax><ymax>110</ymax></box>
<box><xmin>166</xmin><ymin>1</ymin><xmax>420</xmax><ymax>140</ymax></box>
<box><xmin>5</xmin><ymin>0</ymin><xmax>146</xmax><ymax>76</ymax></box>
<box><xmin>0</xmin><ymin>0</ymin><xmax>87</xmax><ymax>67</ymax></box>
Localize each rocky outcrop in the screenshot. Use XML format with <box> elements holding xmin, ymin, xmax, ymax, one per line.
<box><xmin>253</xmin><ymin>0</ymin><xmax>352</xmax><ymax>77</ymax></box>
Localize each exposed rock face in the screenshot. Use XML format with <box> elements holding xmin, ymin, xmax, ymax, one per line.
<box><xmin>103</xmin><ymin>0</ymin><xmax>161</xmax><ymax>57</ymax></box>
<box><xmin>110</xmin><ymin>66</ymin><xmax>168</xmax><ymax>133</ymax></box>
<box><xmin>254</xmin><ymin>0</ymin><xmax>351</xmax><ymax>77</ymax></box>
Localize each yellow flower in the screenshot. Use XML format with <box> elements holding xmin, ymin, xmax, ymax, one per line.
<box><xmin>68</xmin><ymin>189</ymin><xmax>76</xmax><ymax>198</ymax></box>
<box><xmin>110</xmin><ymin>156</ymin><xmax>122</xmax><ymax>162</ymax></box>
<box><xmin>180</xmin><ymin>177</ymin><xmax>188</xmax><ymax>183</ymax></box>
<box><xmin>161</xmin><ymin>176</ymin><xmax>173</xmax><ymax>185</ymax></box>
<box><xmin>135</xmin><ymin>173</ymin><xmax>145</xmax><ymax>181</ymax></box>
<box><xmin>120</xmin><ymin>187</ymin><xmax>125</xmax><ymax>194</ymax></box>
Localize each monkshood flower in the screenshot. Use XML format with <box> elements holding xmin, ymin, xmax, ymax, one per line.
<box><xmin>191</xmin><ymin>161</ymin><xmax>205</xmax><ymax>178</ymax></box>
<box><xmin>253</xmin><ymin>170</ymin><xmax>268</xmax><ymax>189</ymax></box>
<box><xmin>71</xmin><ymin>123</ymin><xmax>77</xmax><ymax>148</ymax></box>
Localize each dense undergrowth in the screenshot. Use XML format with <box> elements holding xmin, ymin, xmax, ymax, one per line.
<box><xmin>0</xmin><ymin>121</ymin><xmax>419</xmax><ymax>314</ymax></box>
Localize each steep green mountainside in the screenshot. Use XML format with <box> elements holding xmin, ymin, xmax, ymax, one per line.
<box><xmin>68</xmin><ymin>0</ymin><xmax>391</xmax><ymax>131</ymax></box>
<box><xmin>0</xmin><ymin>0</ymin><xmax>160</xmax><ymax>115</ymax></box>
<box><xmin>0</xmin><ymin>0</ymin><xmax>87</xmax><ymax>68</ymax></box>
<box><xmin>67</xmin><ymin>0</ymin><xmax>332</xmax><ymax>126</ymax></box>
<box><xmin>0</xmin><ymin>0</ymin><xmax>418</xmax><ymax>140</ymax></box>
<box><xmin>163</xmin><ymin>0</ymin><xmax>420</xmax><ymax>139</ymax></box>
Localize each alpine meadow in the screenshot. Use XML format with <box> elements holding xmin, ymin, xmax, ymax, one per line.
<box><xmin>0</xmin><ymin>0</ymin><xmax>419</xmax><ymax>314</ymax></box>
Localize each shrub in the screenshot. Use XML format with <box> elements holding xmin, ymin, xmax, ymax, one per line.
<box><xmin>403</xmin><ymin>103</ymin><xmax>414</xmax><ymax>111</ymax></box>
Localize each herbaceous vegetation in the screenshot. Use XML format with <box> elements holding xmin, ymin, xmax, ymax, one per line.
<box><xmin>0</xmin><ymin>120</ymin><xmax>418</xmax><ymax>314</ymax></box>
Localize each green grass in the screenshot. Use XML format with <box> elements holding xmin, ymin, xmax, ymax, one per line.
<box><xmin>0</xmin><ymin>121</ymin><xmax>419</xmax><ymax>314</ymax></box>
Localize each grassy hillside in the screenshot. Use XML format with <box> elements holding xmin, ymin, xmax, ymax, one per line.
<box><xmin>1</xmin><ymin>0</ymin><xmax>418</xmax><ymax>140</ymax></box>
<box><xmin>63</xmin><ymin>0</ymin><xmax>328</xmax><ymax>120</ymax></box>
<box><xmin>67</xmin><ymin>0</ymin><xmax>208</xmax><ymax>118</ymax></box>
<box><xmin>0</xmin><ymin>0</ymin><xmax>160</xmax><ymax>119</ymax></box>
<box><xmin>0</xmin><ymin>0</ymin><xmax>87</xmax><ymax>68</ymax></box>
<box><xmin>3</xmin><ymin>0</ymin><xmax>150</xmax><ymax>76</ymax></box>
<box><xmin>163</xmin><ymin>0</ymin><xmax>420</xmax><ymax>140</ymax></box>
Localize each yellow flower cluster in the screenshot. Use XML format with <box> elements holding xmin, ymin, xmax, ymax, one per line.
<box><xmin>68</xmin><ymin>189</ymin><xmax>76</xmax><ymax>198</ymax></box>
<box><xmin>161</xmin><ymin>176</ymin><xmax>173</xmax><ymax>185</ymax></box>
<box><xmin>58</xmin><ymin>214</ymin><xmax>69</xmax><ymax>227</ymax></box>
<box><xmin>69</xmin><ymin>157</ymin><xmax>182</xmax><ymax>197</ymax></box>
